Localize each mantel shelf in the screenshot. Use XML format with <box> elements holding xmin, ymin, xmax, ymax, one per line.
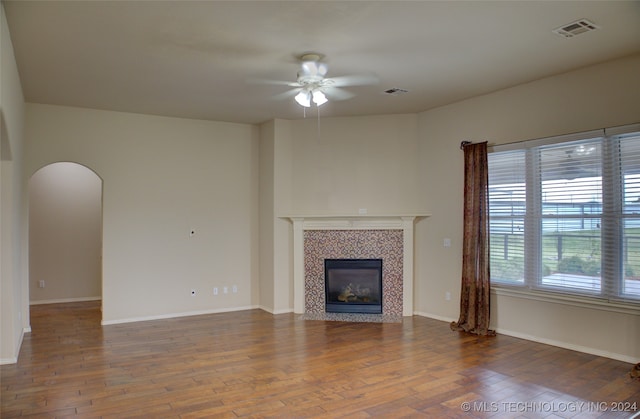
<box><xmin>280</xmin><ymin>213</ymin><xmax>431</xmax><ymax>221</ymax></box>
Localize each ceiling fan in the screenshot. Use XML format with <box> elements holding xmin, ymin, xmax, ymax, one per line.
<box><xmin>272</xmin><ymin>53</ymin><xmax>379</xmax><ymax>108</ymax></box>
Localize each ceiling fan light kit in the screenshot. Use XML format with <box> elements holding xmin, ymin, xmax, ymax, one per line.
<box><xmin>294</xmin><ymin>90</ymin><xmax>311</xmax><ymax>107</ymax></box>
<box><xmin>294</xmin><ymin>88</ymin><xmax>328</xmax><ymax>108</ymax></box>
<box><xmin>312</xmin><ymin>90</ymin><xmax>328</xmax><ymax>106</ymax></box>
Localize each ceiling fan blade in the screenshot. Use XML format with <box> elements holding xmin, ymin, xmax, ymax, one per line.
<box><xmin>329</xmin><ymin>74</ymin><xmax>379</xmax><ymax>87</ymax></box>
<box><xmin>272</xmin><ymin>88</ymin><xmax>301</xmax><ymax>101</ymax></box>
<box><xmin>325</xmin><ymin>87</ymin><xmax>355</xmax><ymax>101</ymax></box>
<box><xmin>247</xmin><ymin>78</ymin><xmax>302</xmax><ymax>87</ymax></box>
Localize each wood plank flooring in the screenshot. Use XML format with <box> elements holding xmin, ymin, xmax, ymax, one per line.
<box><xmin>1</xmin><ymin>301</ymin><xmax>639</xmax><ymax>418</ymax></box>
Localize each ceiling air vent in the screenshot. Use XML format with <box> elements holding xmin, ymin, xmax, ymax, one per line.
<box><xmin>553</xmin><ymin>19</ymin><xmax>599</xmax><ymax>38</ymax></box>
<box><xmin>383</xmin><ymin>88</ymin><xmax>409</xmax><ymax>96</ymax></box>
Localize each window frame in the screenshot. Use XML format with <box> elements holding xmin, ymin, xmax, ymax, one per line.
<box><xmin>487</xmin><ymin>124</ymin><xmax>640</xmax><ymax>310</ymax></box>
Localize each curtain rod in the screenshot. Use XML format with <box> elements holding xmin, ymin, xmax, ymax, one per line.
<box><xmin>459</xmin><ymin>141</ymin><xmax>472</xmax><ymax>150</ymax></box>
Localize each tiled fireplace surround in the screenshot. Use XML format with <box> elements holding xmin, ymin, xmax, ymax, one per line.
<box><xmin>288</xmin><ymin>216</ymin><xmax>421</xmax><ymax>317</ymax></box>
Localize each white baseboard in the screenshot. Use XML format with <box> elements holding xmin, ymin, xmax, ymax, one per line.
<box><xmin>494</xmin><ymin>327</ymin><xmax>640</xmax><ymax>364</ymax></box>
<box><xmin>0</xmin><ymin>326</ymin><xmax>27</xmax><ymax>365</ymax></box>
<box><xmin>257</xmin><ymin>305</ymin><xmax>273</xmax><ymax>314</ymax></box>
<box><xmin>0</xmin><ymin>356</ymin><xmax>18</xmax><ymax>365</ymax></box>
<box><xmin>258</xmin><ymin>305</ymin><xmax>294</xmax><ymax>315</ymax></box>
<box><xmin>30</xmin><ymin>296</ymin><xmax>102</xmax><ymax>305</ymax></box>
<box><xmin>101</xmin><ymin>305</ymin><xmax>260</xmax><ymax>326</ymax></box>
<box><xmin>413</xmin><ymin>312</ymin><xmax>639</xmax><ymax>364</ymax></box>
<box><xmin>413</xmin><ymin>311</ymin><xmax>457</xmax><ymax>323</ymax></box>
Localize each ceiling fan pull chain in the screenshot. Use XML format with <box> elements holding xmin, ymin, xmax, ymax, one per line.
<box><xmin>317</xmin><ymin>107</ymin><xmax>321</xmax><ymax>141</ymax></box>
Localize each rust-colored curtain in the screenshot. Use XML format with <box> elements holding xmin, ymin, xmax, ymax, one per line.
<box><xmin>450</xmin><ymin>141</ymin><xmax>495</xmax><ymax>336</ymax></box>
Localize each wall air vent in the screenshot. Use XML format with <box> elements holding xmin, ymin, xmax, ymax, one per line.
<box><xmin>553</xmin><ymin>19</ymin><xmax>599</xmax><ymax>38</ymax></box>
<box><xmin>383</xmin><ymin>88</ymin><xmax>409</xmax><ymax>96</ymax></box>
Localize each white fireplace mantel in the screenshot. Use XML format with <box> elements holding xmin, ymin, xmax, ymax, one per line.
<box><xmin>283</xmin><ymin>214</ymin><xmax>430</xmax><ymax>316</ymax></box>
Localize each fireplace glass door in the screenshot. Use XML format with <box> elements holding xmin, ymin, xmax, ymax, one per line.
<box><xmin>324</xmin><ymin>259</ymin><xmax>382</xmax><ymax>314</ymax></box>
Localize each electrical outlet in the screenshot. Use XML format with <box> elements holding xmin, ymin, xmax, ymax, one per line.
<box><xmin>445</xmin><ymin>291</ymin><xmax>451</xmax><ymax>301</ymax></box>
<box><xmin>232</xmin><ymin>285</ymin><xmax>238</xmax><ymax>293</ymax></box>
<box><xmin>191</xmin><ymin>289</ymin><xmax>196</xmax><ymax>297</ymax></box>
<box><xmin>223</xmin><ymin>287</ymin><xmax>228</xmax><ymax>294</ymax></box>
<box><xmin>213</xmin><ymin>287</ymin><xmax>218</xmax><ymax>295</ymax></box>
<box><xmin>38</xmin><ymin>280</ymin><xmax>45</xmax><ymax>288</ymax></box>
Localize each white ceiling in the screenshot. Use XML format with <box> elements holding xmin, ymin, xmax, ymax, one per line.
<box><xmin>4</xmin><ymin>1</ymin><xmax>640</xmax><ymax>125</ymax></box>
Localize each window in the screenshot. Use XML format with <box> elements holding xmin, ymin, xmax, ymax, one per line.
<box><xmin>488</xmin><ymin>126</ymin><xmax>640</xmax><ymax>304</ymax></box>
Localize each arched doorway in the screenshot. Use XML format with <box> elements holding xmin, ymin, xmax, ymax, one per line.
<box><xmin>29</xmin><ymin>162</ymin><xmax>102</xmax><ymax>304</ymax></box>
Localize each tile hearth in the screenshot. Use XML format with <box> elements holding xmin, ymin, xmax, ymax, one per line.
<box><xmin>299</xmin><ymin>312</ymin><xmax>402</xmax><ymax>323</ymax></box>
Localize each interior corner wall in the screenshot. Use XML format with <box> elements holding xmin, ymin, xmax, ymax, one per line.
<box><xmin>258</xmin><ymin>119</ymin><xmax>294</xmax><ymax>314</ymax></box>
<box><xmin>272</xmin><ymin>120</ymin><xmax>294</xmax><ymax>313</ymax></box>
<box><xmin>415</xmin><ymin>53</ymin><xmax>640</xmax><ymax>362</ymax></box>
<box><xmin>0</xmin><ymin>2</ymin><xmax>27</xmax><ymax>364</ymax></box>
<box><xmin>248</xmin><ymin>124</ymin><xmax>260</xmax><ymax>309</ymax></box>
<box><xmin>25</xmin><ymin>104</ymin><xmax>259</xmax><ymax>324</ymax></box>
<box><xmin>258</xmin><ymin>120</ymin><xmax>276</xmax><ymax>312</ymax></box>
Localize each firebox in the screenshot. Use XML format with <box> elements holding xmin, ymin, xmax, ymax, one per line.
<box><xmin>324</xmin><ymin>259</ymin><xmax>383</xmax><ymax>314</ymax></box>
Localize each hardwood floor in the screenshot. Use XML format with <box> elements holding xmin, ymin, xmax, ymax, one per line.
<box><xmin>1</xmin><ymin>302</ymin><xmax>639</xmax><ymax>418</ymax></box>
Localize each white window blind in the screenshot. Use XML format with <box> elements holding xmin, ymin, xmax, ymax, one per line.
<box><xmin>488</xmin><ymin>126</ymin><xmax>640</xmax><ymax>304</ymax></box>
<box><xmin>619</xmin><ymin>133</ymin><xmax>640</xmax><ymax>300</ymax></box>
<box><xmin>488</xmin><ymin>150</ymin><xmax>525</xmax><ymax>284</ymax></box>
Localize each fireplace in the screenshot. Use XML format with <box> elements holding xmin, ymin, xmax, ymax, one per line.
<box><xmin>324</xmin><ymin>259</ymin><xmax>383</xmax><ymax>314</ymax></box>
<box><xmin>288</xmin><ymin>215</ymin><xmax>425</xmax><ymax>316</ymax></box>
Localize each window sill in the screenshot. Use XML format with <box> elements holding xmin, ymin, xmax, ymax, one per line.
<box><xmin>492</xmin><ymin>285</ymin><xmax>640</xmax><ymax>316</ymax></box>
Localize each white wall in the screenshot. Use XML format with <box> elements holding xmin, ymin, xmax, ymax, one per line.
<box><xmin>29</xmin><ymin>162</ymin><xmax>102</xmax><ymax>303</ymax></box>
<box><xmin>258</xmin><ymin>119</ymin><xmax>295</xmax><ymax>314</ymax></box>
<box><xmin>258</xmin><ymin>120</ymin><xmax>276</xmax><ymax>312</ymax></box>
<box><xmin>415</xmin><ymin>53</ymin><xmax>640</xmax><ymax>362</ymax></box>
<box><xmin>0</xmin><ymin>3</ymin><xmax>27</xmax><ymax>364</ymax></box>
<box><xmin>288</xmin><ymin>114</ymin><xmax>424</xmax><ymax>215</ymax></box>
<box><xmin>272</xmin><ymin>120</ymin><xmax>294</xmax><ymax>313</ymax></box>
<box><xmin>25</xmin><ymin>104</ymin><xmax>260</xmax><ymax>324</ymax></box>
